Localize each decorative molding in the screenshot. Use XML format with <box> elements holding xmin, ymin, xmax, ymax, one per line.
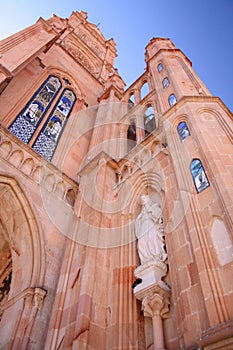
<box><xmin>61</xmin><ymin>38</ymin><xmax>98</xmax><ymax>77</ymax></box>
<box><xmin>0</xmin><ymin>126</ymin><xmax>78</xmax><ymax>206</ymax></box>
<box><xmin>0</xmin><ymin>287</ymin><xmax>46</xmax><ymax>314</ymax></box>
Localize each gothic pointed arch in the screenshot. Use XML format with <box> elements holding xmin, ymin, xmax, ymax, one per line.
<box><xmin>0</xmin><ymin>175</ymin><xmax>46</xmax><ymax>347</ymax></box>
<box><xmin>0</xmin><ymin>175</ymin><xmax>45</xmax><ymax>293</ymax></box>
<box><xmin>128</xmin><ymin>170</ymin><xmax>165</xmax><ymax>217</ymax></box>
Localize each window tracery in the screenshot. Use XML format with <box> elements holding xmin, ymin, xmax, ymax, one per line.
<box><xmin>33</xmin><ymin>89</ymin><xmax>76</xmax><ymax>161</ymax></box>
<box><xmin>8</xmin><ymin>76</ymin><xmax>76</xmax><ymax>162</ymax></box>
<box><xmin>8</xmin><ymin>76</ymin><xmax>62</xmax><ymax>144</ymax></box>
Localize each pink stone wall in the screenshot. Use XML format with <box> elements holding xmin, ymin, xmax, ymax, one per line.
<box><xmin>0</xmin><ymin>12</ymin><xmax>232</xmax><ymax>350</ymax></box>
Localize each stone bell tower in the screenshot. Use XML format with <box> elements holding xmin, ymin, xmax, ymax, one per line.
<box><xmin>0</xmin><ymin>11</ymin><xmax>232</xmax><ymax>350</ymax></box>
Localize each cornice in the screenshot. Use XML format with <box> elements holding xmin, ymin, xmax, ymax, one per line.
<box><xmin>77</xmin><ymin>150</ymin><xmax>119</xmax><ymax>176</ymax></box>
<box><xmin>0</xmin><ymin>63</ymin><xmax>13</xmax><ymax>93</ymax></box>
<box><xmin>146</xmin><ymin>48</ymin><xmax>192</xmax><ymax>67</ymax></box>
<box><xmin>98</xmin><ymin>86</ymin><xmax>123</xmax><ymax>102</ymax></box>
<box><xmin>161</xmin><ymin>95</ymin><xmax>233</xmax><ymax>120</ymax></box>
<box><xmin>37</xmin><ymin>17</ymin><xmax>60</xmax><ymax>36</ymax></box>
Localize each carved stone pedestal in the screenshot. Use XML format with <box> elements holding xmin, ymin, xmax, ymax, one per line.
<box><xmin>134</xmin><ymin>261</ymin><xmax>170</xmax><ymax>350</ymax></box>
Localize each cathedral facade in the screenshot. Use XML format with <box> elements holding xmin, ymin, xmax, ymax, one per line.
<box><xmin>0</xmin><ymin>11</ymin><xmax>232</xmax><ymax>350</ymax></box>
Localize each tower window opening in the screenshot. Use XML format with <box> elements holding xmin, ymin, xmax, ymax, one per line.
<box><xmin>128</xmin><ymin>93</ymin><xmax>135</xmax><ymax>110</ymax></box>
<box><xmin>127</xmin><ymin>121</ymin><xmax>137</xmax><ymax>151</ymax></box>
<box><xmin>162</xmin><ymin>77</ymin><xmax>169</xmax><ymax>89</ymax></box>
<box><xmin>168</xmin><ymin>94</ymin><xmax>177</xmax><ymax>107</ymax></box>
<box><xmin>144</xmin><ymin>106</ymin><xmax>156</xmax><ymax>136</ymax></box>
<box><xmin>177</xmin><ymin>121</ymin><xmax>190</xmax><ymax>141</ymax></box>
<box><xmin>190</xmin><ymin>159</ymin><xmax>210</xmax><ymax>193</ymax></box>
<box><xmin>157</xmin><ymin>63</ymin><xmax>163</xmax><ymax>72</ymax></box>
<box><xmin>141</xmin><ymin>82</ymin><xmax>149</xmax><ymax>100</ymax></box>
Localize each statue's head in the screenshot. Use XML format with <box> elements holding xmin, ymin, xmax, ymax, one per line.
<box><xmin>141</xmin><ymin>194</ymin><xmax>151</xmax><ymax>205</ymax></box>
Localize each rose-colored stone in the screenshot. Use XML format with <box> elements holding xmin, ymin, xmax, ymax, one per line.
<box><xmin>0</xmin><ymin>10</ymin><xmax>232</xmax><ymax>350</ymax></box>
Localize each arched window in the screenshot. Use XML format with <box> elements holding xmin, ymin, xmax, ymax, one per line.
<box><xmin>190</xmin><ymin>159</ymin><xmax>210</xmax><ymax>193</ymax></box>
<box><xmin>157</xmin><ymin>63</ymin><xmax>163</xmax><ymax>72</ymax></box>
<box><xmin>8</xmin><ymin>75</ymin><xmax>62</xmax><ymax>144</ymax></box>
<box><xmin>144</xmin><ymin>105</ymin><xmax>156</xmax><ymax>136</ymax></box>
<box><xmin>162</xmin><ymin>77</ymin><xmax>169</xmax><ymax>89</ymax></box>
<box><xmin>177</xmin><ymin>121</ymin><xmax>190</xmax><ymax>141</ymax></box>
<box><xmin>8</xmin><ymin>76</ymin><xmax>76</xmax><ymax>161</ymax></box>
<box><xmin>32</xmin><ymin>89</ymin><xmax>76</xmax><ymax>161</ymax></box>
<box><xmin>128</xmin><ymin>93</ymin><xmax>135</xmax><ymax>110</ymax></box>
<box><xmin>168</xmin><ymin>94</ymin><xmax>177</xmax><ymax>107</ymax></box>
<box><xmin>141</xmin><ymin>82</ymin><xmax>149</xmax><ymax>100</ymax></box>
<box><xmin>127</xmin><ymin>120</ymin><xmax>137</xmax><ymax>152</ymax></box>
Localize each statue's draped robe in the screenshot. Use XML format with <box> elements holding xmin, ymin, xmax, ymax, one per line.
<box><xmin>135</xmin><ymin>202</ymin><xmax>167</xmax><ymax>264</ymax></box>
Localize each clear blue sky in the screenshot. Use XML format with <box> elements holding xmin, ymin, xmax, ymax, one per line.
<box><xmin>0</xmin><ymin>0</ymin><xmax>232</xmax><ymax>112</ymax></box>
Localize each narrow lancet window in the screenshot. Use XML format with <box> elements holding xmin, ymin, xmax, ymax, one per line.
<box><xmin>157</xmin><ymin>63</ymin><xmax>163</xmax><ymax>72</ymax></box>
<box><xmin>177</xmin><ymin>121</ymin><xmax>190</xmax><ymax>141</ymax></box>
<box><xmin>191</xmin><ymin>159</ymin><xmax>210</xmax><ymax>193</ymax></box>
<box><xmin>8</xmin><ymin>76</ymin><xmax>62</xmax><ymax>144</ymax></box>
<box><xmin>162</xmin><ymin>77</ymin><xmax>169</xmax><ymax>89</ymax></box>
<box><xmin>168</xmin><ymin>94</ymin><xmax>177</xmax><ymax>107</ymax></box>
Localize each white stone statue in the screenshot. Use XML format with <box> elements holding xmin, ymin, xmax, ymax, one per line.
<box><xmin>135</xmin><ymin>195</ymin><xmax>167</xmax><ymax>265</ymax></box>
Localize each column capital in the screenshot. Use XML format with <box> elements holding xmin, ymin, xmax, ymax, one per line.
<box><xmin>142</xmin><ymin>292</ymin><xmax>170</xmax><ymax>319</ymax></box>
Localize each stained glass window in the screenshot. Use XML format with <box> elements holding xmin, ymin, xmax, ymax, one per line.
<box><xmin>157</xmin><ymin>63</ymin><xmax>163</xmax><ymax>72</ymax></box>
<box><xmin>168</xmin><ymin>94</ymin><xmax>177</xmax><ymax>107</ymax></box>
<box><xmin>177</xmin><ymin>121</ymin><xmax>190</xmax><ymax>141</ymax></box>
<box><xmin>191</xmin><ymin>159</ymin><xmax>210</xmax><ymax>193</ymax></box>
<box><xmin>162</xmin><ymin>77</ymin><xmax>169</xmax><ymax>89</ymax></box>
<box><xmin>8</xmin><ymin>76</ymin><xmax>61</xmax><ymax>144</ymax></box>
<box><xmin>32</xmin><ymin>89</ymin><xmax>76</xmax><ymax>161</ymax></box>
<box><xmin>144</xmin><ymin>106</ymin><xmax>156</xmax><ymax>136</ymax></box>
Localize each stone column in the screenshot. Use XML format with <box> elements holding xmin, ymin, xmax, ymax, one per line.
<box><xmin>133</xmin><ymin>261</ymin><xmax>170</xmax><ymax>350</ymax></box>
<box><xmin>142</xmin><ymin>292</ymin><xmax>170</xmax><ymax>350</ymax></box>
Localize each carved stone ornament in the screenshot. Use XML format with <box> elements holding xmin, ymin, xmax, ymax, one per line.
<box><xmin>62</xmin><ymin>39</ymin><xmax>97</xmax><ymax>75</ymax></box>
<box><xmin>142</xmin><ymin>292</ymin><xmax>170</xmax><ymax>319</ymax></box>
<box><xmin>78</xmin><ymin>30</ymin><xmax>104</xmax><ymax>59</ymax></box>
